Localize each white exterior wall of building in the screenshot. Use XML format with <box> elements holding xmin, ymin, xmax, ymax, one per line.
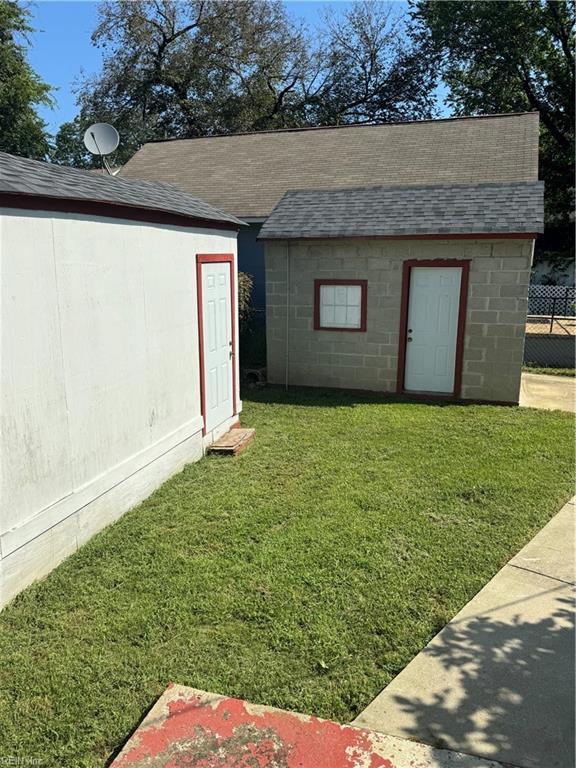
<box><xmin>0</xmin><ymin>208</ymin><xmax>239</xmax><ymax>607</ymax></box>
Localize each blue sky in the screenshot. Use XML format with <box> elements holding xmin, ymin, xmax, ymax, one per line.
<box><xmin>28</xmin><ymin>0</ymin><xmax>420</xmax><ymax>135</ymax></box>
<box><xmin>29</xmin><ymin>1</ymin><xmax>101</xmax><ymax>133</ymax></box>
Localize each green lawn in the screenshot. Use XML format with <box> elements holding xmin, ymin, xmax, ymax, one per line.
<box><xmin>523</xmin><ymin>364</ymin><xmax>576</xmax><ymax>377</ymax></box>
<box><xmin>0</xmin><ymin>389</ymin><xmax>573</xmax><ymax>767</ymax></box>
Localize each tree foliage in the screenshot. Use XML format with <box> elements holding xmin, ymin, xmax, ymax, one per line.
<box><xmin>312</xmin><ymin>2</ymin><xmax>435</xmax><ymax>124</ymax></box>
<box><xmin>237</xmin><ymin>271</ymin><xmax>253</xmax><ymax>327</ymax></box>
<box><xmin>411</xmin><ymin>0</ymin><xmax>575</xmax><ymax>255</ymax></box>
<box><xmin>52</xmin><ymin>0</ymin><xmax>435</xmax><ymax>166</ymax></box>
<box><xmin>0</xmin><ymin>1</ymin><xmax>52</xmax><ymax>158</ymax></box>
<box><xmin>50</xmin><ymin>116</ymin><xmax>95</xmax><ymax>168</ymax></box>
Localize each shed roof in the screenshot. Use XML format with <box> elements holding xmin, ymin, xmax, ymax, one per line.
<box><xmin>258</xmin><ymin>182</ymin><xmax>544</xmax><ymax>240</ymax></box>
<box><xmin>119</xmin><ymin>113</ymin><xmax>540</xmax><ymax>219</ymax></box>
<box><xmin>0</xmin><ymin>152</ymin><xmax>243</xmax><ymax>229</ymax></box>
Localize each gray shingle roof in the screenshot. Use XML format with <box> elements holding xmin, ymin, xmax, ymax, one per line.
<box><xmin>0</xmin><ymin>152</ymin><xmax>243</xmax><ymax>227</ymax></box>
<box><xmin>258</xmin><ymin>182</ymin><xmax>544</xmax><ymax>240</ymax></box>
<box><xmin>119</xmin><ymin>113</ymin><xmax>540</xmax><ymax>218</ymax></box>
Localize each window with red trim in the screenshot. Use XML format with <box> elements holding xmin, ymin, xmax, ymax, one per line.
<box><xmin>313</xmin><ymin>279</ymin><xmax>368</xmax><ymax>331</ymax></box>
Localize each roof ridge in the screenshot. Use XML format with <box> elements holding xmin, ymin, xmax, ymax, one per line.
<box><xmin>144</xmin><ymin>112</ymin><xmax>539</xmax><ymax>145</ymax></box>
<box><xmin>281</xmin><ymin>180</ymin><xmax>544</xmax><ymax>196</ymax></box>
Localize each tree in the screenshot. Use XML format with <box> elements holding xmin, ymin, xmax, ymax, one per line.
<box><xmin>64</xmin><ymin>0</ymin><xmax>312</xmax><ymax>165</ymax></box>
<box><xmin>51</xmin><ymin>117</ymin><xmax>95</xmax><ymax>168</ymax></box>
<box><xmin>57</xmin><ymin>0</ymin><xmax>436</xmax><ymax>167</ymax></box>
<box><xmin>0</xmin><ymin>1</ymin><xmax>53</xmax><ymax>158</ymax></box>
<box><xmin>411</xmin><ymin>0</ymin><xmax>575</xmax><ymax>258</ymax></box>
<box><xmin>310</xmin><ymin>1</ymin><xmax>435</xmax><ymax>125</ymax></box>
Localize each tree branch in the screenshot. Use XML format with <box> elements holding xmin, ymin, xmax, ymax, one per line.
<box><xmin>517</xmin><ymin>63</ymin><xmax>570</xmax><ymax>150</ymax></box>
<box><xmin>546</xmin><ymin>0</ymin><xmax>575</xmax><ymax>70</ymax></box>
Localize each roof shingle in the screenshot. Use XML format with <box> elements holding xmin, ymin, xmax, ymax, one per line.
<box><xmin>258</xmin><ymin>182</ymin><xmax>544</xmax><ymax>240</ymax></box>
<box><xmin>0</xmin><ymin>152</ymin><xmax>243</xmax><ymax>227</ymax></box>
<box><xmin>119</xmin><ymin>113</ymin><xmax>540</xmax><ymax>219</ymax></box>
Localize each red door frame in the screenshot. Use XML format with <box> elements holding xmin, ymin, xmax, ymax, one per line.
<box><xmin>196</xmin><ymin>253</ymin><xmax>237</xmax><ymax>435</ymax></box>
<box><xmin>396</xmin><ymin>259</ymin><xmax>471</xmax><ymax>398</ymax></box>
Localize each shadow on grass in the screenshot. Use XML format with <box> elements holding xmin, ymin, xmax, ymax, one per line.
<box><xmin>391</xmin><ymin>591</ymin><xmax>575</xmax><ymax>766</ymax></box>
<box><xmin>240</xmin><ymin>384</ymin><xmax>513</xmax><ymax>410</ymax></box>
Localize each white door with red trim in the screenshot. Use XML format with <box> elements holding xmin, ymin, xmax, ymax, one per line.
<box><xmin>201</xmin><ymin>262</ymin><xmax>234</xmax><ymax>431</ymax></box>
<box><xmin>404</xmin><ymin>266</ymin><xmax>462</xmax><ymax>394</ymax></box>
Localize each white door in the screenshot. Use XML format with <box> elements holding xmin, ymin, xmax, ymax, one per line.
<box><xmin>202</xmin><ymin>262</ymin><xmax>234</xmax><ymax>431</ymax></box>
<box><xmin>404</xmin><ymin>267</ymin><xmax>462</xmax><ymax>394</ymax></box>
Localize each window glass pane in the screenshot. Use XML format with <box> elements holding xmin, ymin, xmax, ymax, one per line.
<box><xmin>346</xmin><ymin>305</ymin><xmax>361</xmax><ymax>327</ymax></box>
<box><xmin>347</xmin><ymin>285</ymin><xmax>361</xmax><ymax>307</ymax></box>
<box><xmin>321</xmin><ymin>285</ymin><xmax>335</xmax><ymax>306</ymax></box>
<box><xmin>334</xmin><ymin>305</ymin><xmax>347</xmax><ymax>326</ymax></box>
<box><xmin>320</xmin><ymin>304</ymin><xmax>336</xmax><ymax>326</ymax></box>
<box><xmin>318</xmin><ymin>283</ymin><xmax>364</xmax><ymax>329</ymax></box>
<box><xmin>334</xmin><ymin>286</ymin><xmax>348</xmax><ymax>305</ymax></box>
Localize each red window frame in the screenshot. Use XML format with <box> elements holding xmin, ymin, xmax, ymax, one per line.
<box><xmin>313</xmin><ymin>279</ymin><xmax>368</xmax><ymax>332</ymax></box>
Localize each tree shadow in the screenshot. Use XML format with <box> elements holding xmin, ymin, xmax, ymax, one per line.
<box><xmin>392</xmin><ymin>590</ymin><xmax>575</xmax><ymax>767</ymax></box>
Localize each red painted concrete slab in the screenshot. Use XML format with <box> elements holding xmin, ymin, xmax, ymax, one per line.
<box><xmin>112</xmin><ymin>684</ymin><xmax>394</xmax><ymax>767</ymax></box>
<box><xmin>112</xmin><ymin>685</ymin><xmax>501</xmax><ymax>768</ymax></box>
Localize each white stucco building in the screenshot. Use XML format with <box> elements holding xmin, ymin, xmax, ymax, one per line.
<box><xmin>0</xmin><ymin>152</ymin><xmax>243</xmax><ymax>608</ymax></box>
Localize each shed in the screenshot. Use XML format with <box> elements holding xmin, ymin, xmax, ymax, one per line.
<box><xmin>0</xmin><ymin>152</ymin><xmax>243</xmax><ymax>607</ymax></box>
<box><xmin>259</xmin><ymin>181</ymin><xmax>544</xmax><ymax>404</ymax></box>
<box><xmin>119</xmin><ymin>112</ymin><xmax>541</xmax><ymax>313</ymax></box>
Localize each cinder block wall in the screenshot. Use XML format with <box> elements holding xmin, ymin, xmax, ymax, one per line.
<box><xmin>265</xmin><ymin>238</ymin><xmax>533</xmax><ymax>403</ymax></box>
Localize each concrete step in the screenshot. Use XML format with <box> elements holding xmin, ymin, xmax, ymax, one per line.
<box><xmin>111</xmin><ymin>684</ymin><xmax>504</xmax><ymax>767</ymax></box>
<box><xmin>208</xmin><ymin>427</ymin><xmax>255</xmax><ymax>456</ymax></box>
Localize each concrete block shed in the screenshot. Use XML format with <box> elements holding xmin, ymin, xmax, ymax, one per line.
<box><xmin>119</xmin><ymin>112</ymin><xmax>543</xmax><ymax>317</ymax></box>
<box><xmin>259</xmin><ymin>182</ymin><xmax>544</xmax><ymax>404</ymax></box>
<box><xmin>0</xmin><ymin>153</ymin><xmax>243</xmax><ymax>608</ymax></box>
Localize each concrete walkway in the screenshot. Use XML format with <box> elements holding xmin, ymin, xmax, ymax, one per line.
<box><xmin>520</xmin><ymin>372</ymin><xmax>575</xmax><ymax>412</ymax></box>
<box><xmin>354</xmin><ymin>498</ymin><xmax>575</xmax><ymax>768</ymax></box>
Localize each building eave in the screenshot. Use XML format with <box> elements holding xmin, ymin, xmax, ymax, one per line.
<box><xmin>0</xmin><ymin>193</ymin><xmax>242</xmax><ymax>232</ymax></box>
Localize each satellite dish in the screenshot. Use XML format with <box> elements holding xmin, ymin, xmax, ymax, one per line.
<box><xmin>83</xmin><ymin>123</ymin><xmax>120</xmax><ymax>156</ymax></box>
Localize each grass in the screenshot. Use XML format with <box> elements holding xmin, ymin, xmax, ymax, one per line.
<box><xmin>523</xmin><ymin>364</ymin><xmax>575</xmax><ymax>377</ymax></box>
<box><xmin>0</xmin><ymin>389</ymin><xmax>573</xmax><ymax>767</ymax></box>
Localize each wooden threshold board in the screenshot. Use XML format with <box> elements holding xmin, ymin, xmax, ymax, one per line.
<box><xmin>208</xmin><ymin>427</ymin><xmax>255</xmax><ymax>456</ymax></box>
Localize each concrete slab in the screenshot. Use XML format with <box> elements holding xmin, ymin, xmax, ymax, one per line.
<box><xmin>509</xmin><ymin>500</ymin><xmax>575</xmax><ymax>584</ymax></box>
<box><xmin>354</xmin><ymin>502</ymin><xmax>576</xmax><ymax>768</ymax></box>
<box><xmin>112</xmin><ymin>684</ymin><xmax>504</xmax><ymax>768</ymax></box>
<box><xmin>520</xmin><ymin>372</ymin><xmax>575</xmax><ymax>412</ymax></box>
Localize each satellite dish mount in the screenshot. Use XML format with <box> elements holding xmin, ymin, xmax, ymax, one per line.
<box><xmin>83</xmin><ymin>123</ymin><xmax>120</xmax><ymax>175</ymax></box>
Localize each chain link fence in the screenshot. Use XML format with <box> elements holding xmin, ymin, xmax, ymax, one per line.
<box><xmin>524</xmin><ymin>285</ymin><xmax>575</xmax><ymax>368</ymax></box>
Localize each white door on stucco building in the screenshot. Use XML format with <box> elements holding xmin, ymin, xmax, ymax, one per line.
<box><xmin>201</xmin><ymin>261</ymin><xmax>234</xmax><ymax>431</ymax></box>
<box><xmin>404</xmin><ymin>266</ymin><xmax>462</xmax><ymax>394</ymax></box>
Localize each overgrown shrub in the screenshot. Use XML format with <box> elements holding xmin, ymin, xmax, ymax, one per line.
<box><xmin>238</xmin><ymin>271</ymin><xmax>253</xmax><ymax>329</ymax></box>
